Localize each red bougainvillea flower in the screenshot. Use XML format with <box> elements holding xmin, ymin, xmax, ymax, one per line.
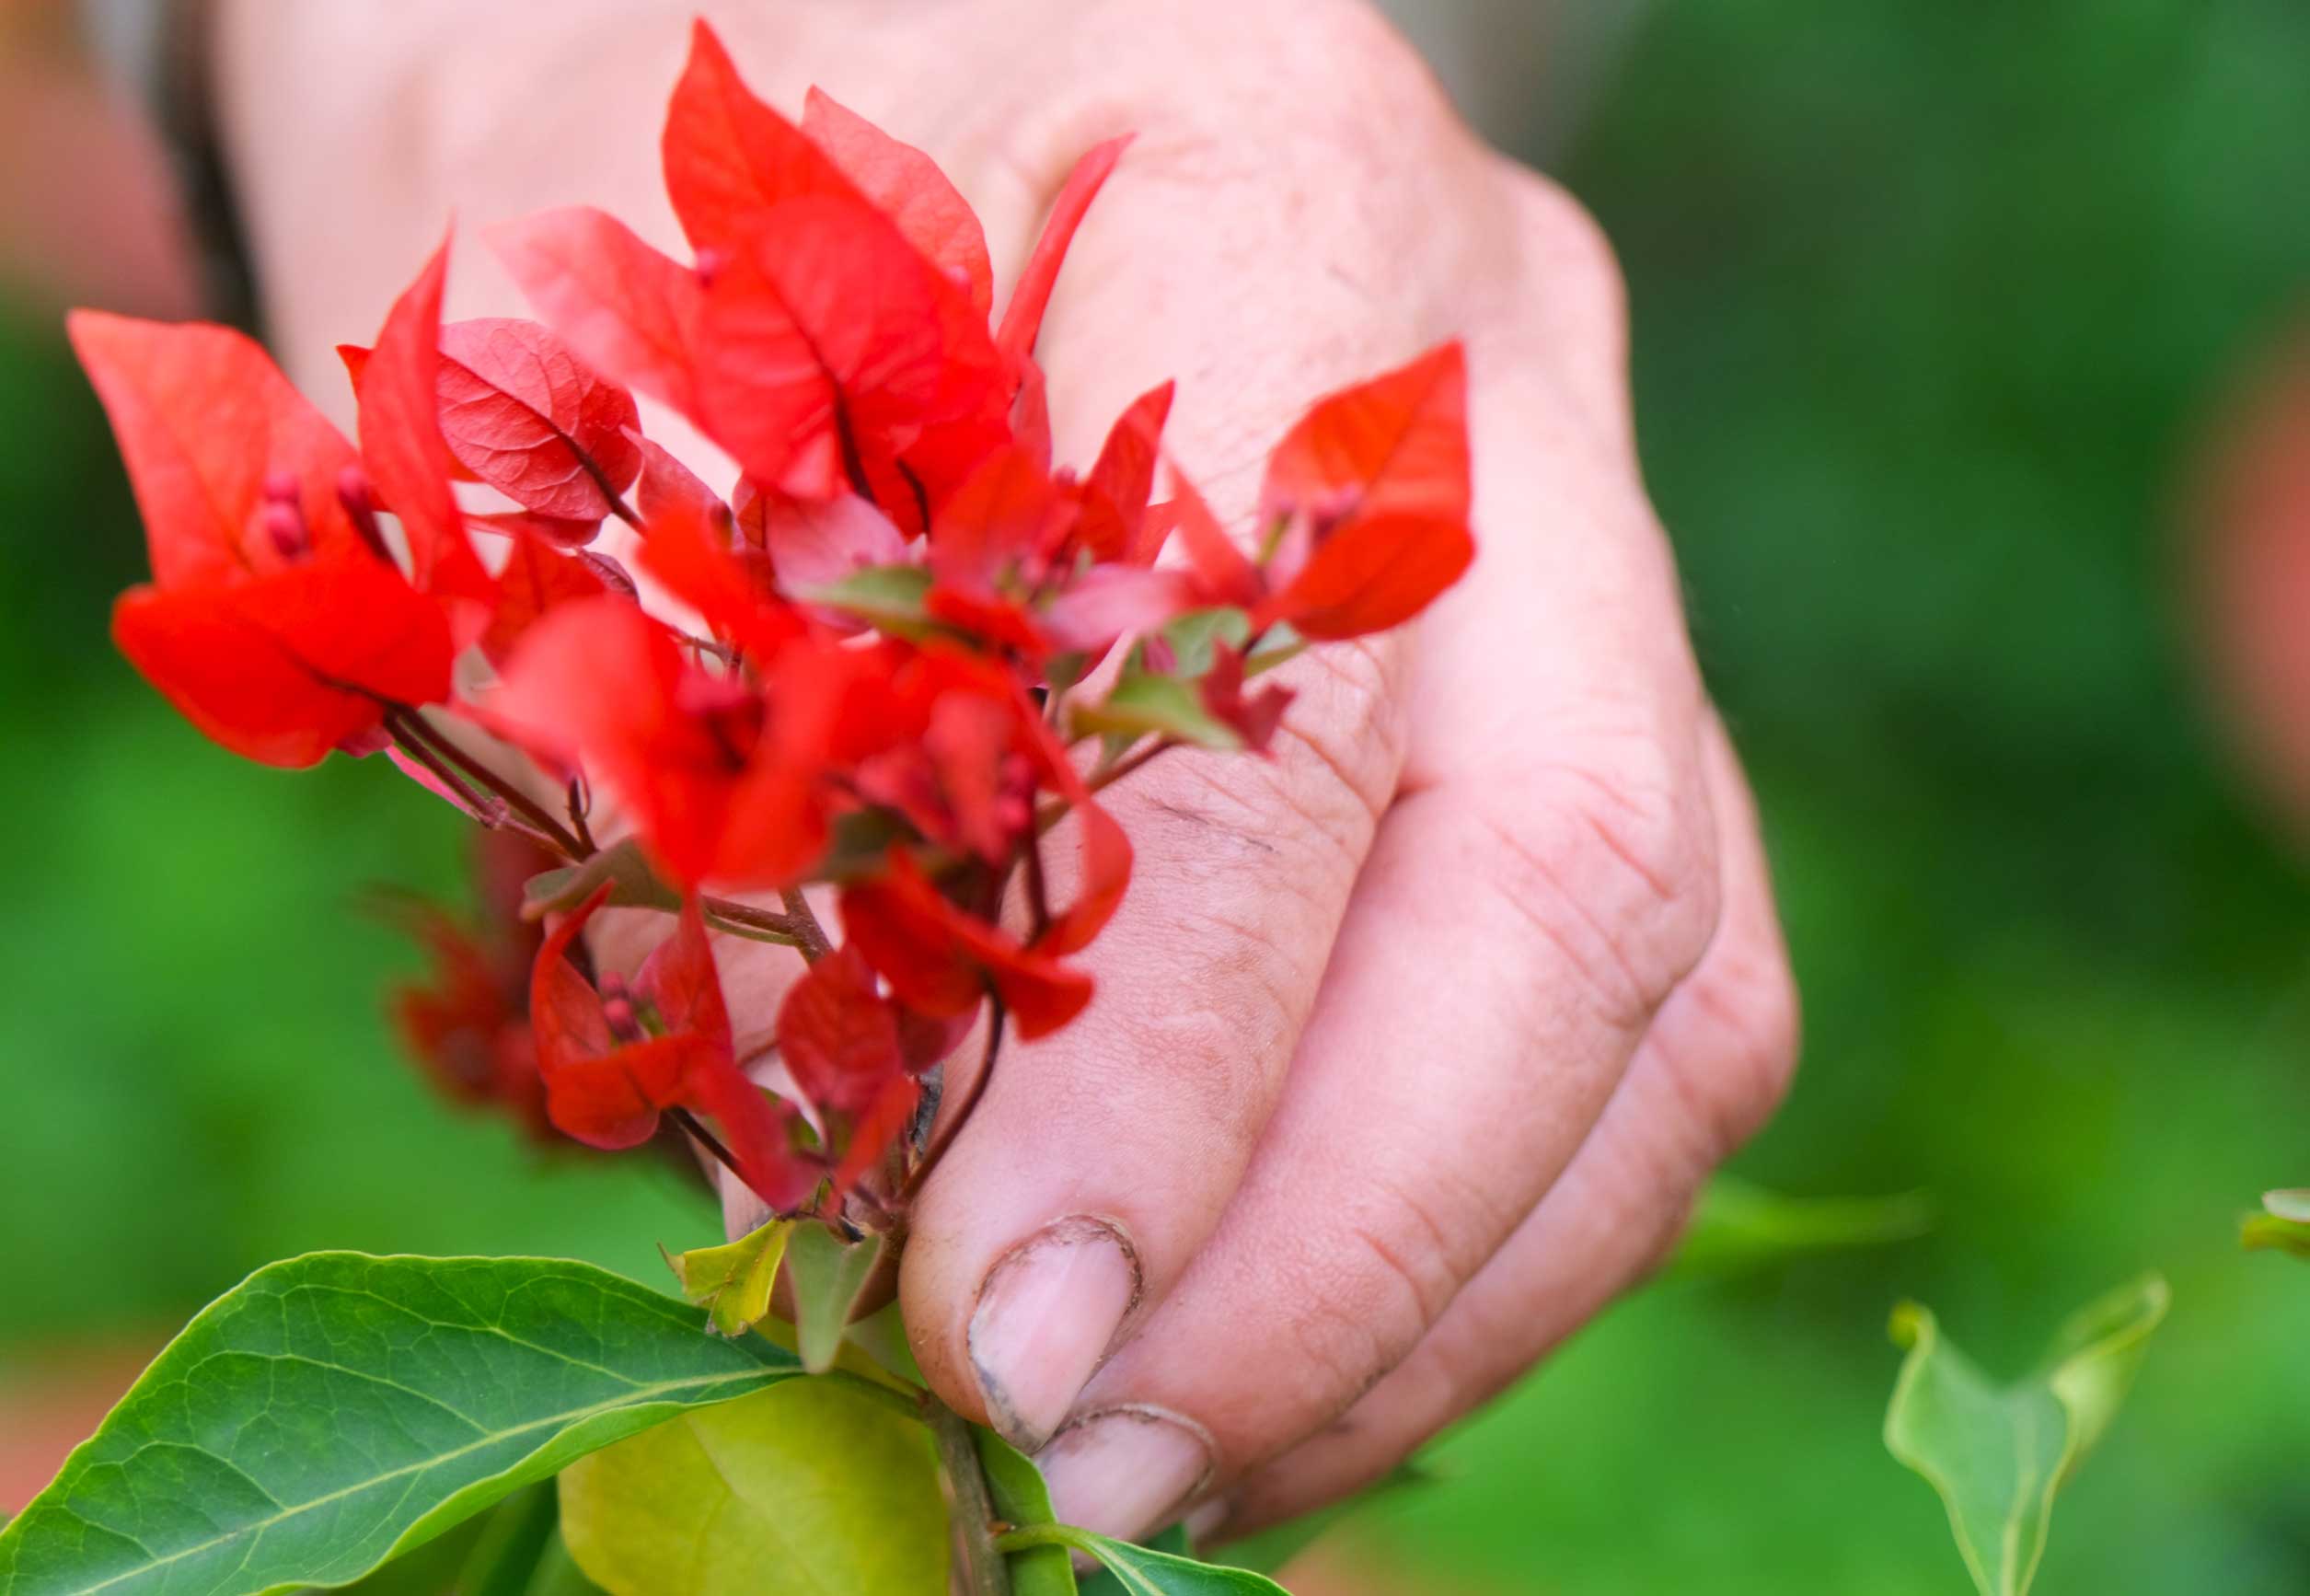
<box><xmin>483</xmin><ymin>597</ymin><xmax>860</xmax><ymax>888</ymax></box>
<box><xmin>839</xmin><ymin>854</ymin><xmax>1093</xmax><ymax>1039</ymax></box>
<box><xmin>775</xmin><ymin>944</ymin><xmax>920</xmax><ymax>1192</ymax></box>
<box><xmin>532</xmin><ymin>886</ymin><xmax>814</xmax><ymax>1209</ymax></box>
<box><xmin>341</xmin><ymin>316</ymin><xmax>645</xmax><ymax>535</ymax></box>
<box><xmin>492</xmin><ymin>20</ymin><xmax>1124</xmax><ymax>541</ymax></box>
<box><xmin>1169</xmin><ymin>342</ymin><xmax>1475</xmax><ymax>642</ymax></box>
<box><xmin>380</xmin><ymin>831</ymin><xmax>560</xmax><ymax>1139</ymax></box>
<box><xmin>71</xmin><ymin>318</ymin><xmax>454</xmax><ymax>768</ymax></box>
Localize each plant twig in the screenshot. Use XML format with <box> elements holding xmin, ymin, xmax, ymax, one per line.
<box><xmin>926</xmin><ymin>1392</ymin><xmax>1013</xmax><ymax>1596</ymax></box>
<box><xmin>668</xmin><ymin>1106</ymin><xmax>744</xmax><ymax>1184</ymax></box>
<box><xmin>899</xmin><ymin>999</ymin><xmax>1004</xmax><ymax>1207</ymax></box>
<box><xmin>391</xmin><ymin>710</ymin><xmax>591</xmax><ymax>861</ymax></box>
<box><xmin>780</xmin><ymin>886</ymin><xmax>833</xmax><ymax>963</ymax></box>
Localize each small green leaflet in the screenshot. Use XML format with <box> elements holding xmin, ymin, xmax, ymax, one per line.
<box><xmin>1667</xmin><ymin>1176</ymin><xmax>1931</xmax><ymax>1278</ymax></box>
<box><xmin>0</xmin><ymin>1254</ymin><xmax>803</xmax><ymax>1596</ymax></box>
<box><xmin>974</xmin><ymin>1429</ymin><xmax>1077</xmax><ymax>1596</ymax></box>
<box><xmin>1884</xmin><ymin>1273</ymin><xmax>2168</xmax><ymax>1596</ymax></box>
<box><xmin>664</xmin><ymin>1218</ymin><xmax>792</xmax><ymax>1338</ymax></box>
<box><xmin>784</xmin><ymin>1223</ymin><xmax>885</xmax><ymax>1374</ymax></box>
<box><xmin>558</xmin><ymin>1379</ymin><xmax>946</xmax><ymax>1596</ymax></box>
<box><xmin>1004</xmin><ymin>1526</ymin><xmax>1290</xmax><ymax>1595</ymax></box>
<box><xmin>800</xmin><ymin>563</ymin><xmax>936</xmax><ymax>633</ymax></box>
<box><xmin>522</xmin><ymin>838</ymin><xmax>679</xmax><ymax>919</ymax></box>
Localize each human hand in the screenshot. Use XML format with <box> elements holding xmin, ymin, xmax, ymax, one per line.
<box><xmin>216</xmin><ymin>0</ymin><xmax>1797</xmax><ymax>1545</ymax></box>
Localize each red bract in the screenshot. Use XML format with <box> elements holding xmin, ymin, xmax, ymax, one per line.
<box><xmin>490</xmin><ymin>206</ymin><xmax>705</xmax><ymax>418</ymax></box>
<box><xmin>485</xmin><ymin>597</ymin><xmax>849</xmax><ymax>889</ymax></box>
<box><xmin>352</xmin><ymin>238</ymin><xmax>497</xmax><ymax>632</ymax></box>
<box><xmin>839</xmin><ymin>855</ymin><xmax>1093</xmax><ymax>1039</ymax></box>
<box><xmin>532</xmin><ymin>887</ymin><xmax>814</xmax><ymax>1209</ymax></box>
<box><xmin>380</xmin><ymin>832</ymin><xmax>559</xmax><ymax>1139</ymax></box>
<box><xmin>72</xmin><ymin>312</ymin><xmax>455</xmax><ymax>767</ymax></box>
<box><xmin>802</xmin><ymin>88</ymin><xmax>994</xmax><ymax>316</ymax></box>
<box><xmin>1253</xmin><ymin>342</ymin><xmax>1475</xmax><ymax>639</ymax></box>
<box><xmin>430</xmin><ymin>318</ymin><xmax>642</xmax><ymax>525</ymax></box>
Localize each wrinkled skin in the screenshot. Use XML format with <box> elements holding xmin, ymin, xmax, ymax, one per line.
<box><xmin>220</xmin><ymin>0</ymin><xmax>1799</xmax><ymax>1543</ymax></box>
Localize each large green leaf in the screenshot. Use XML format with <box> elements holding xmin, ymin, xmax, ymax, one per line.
<box><xmin>973</xmin><ymin>1430</ymin><xmax>1077</xmax><ymax>1596</ymax></box>
<box><xmin>0</xmin><ymin>1253</ymin><xmax>803</xmax><ymax>1596</ymax></box>
<box><xmin>1004</xmin><ymin>1527</ymin><xmax>1288</xmax><ymax>1596</ymax></box>
<box><xmin>1666</xmin><ymin>1176</ymin><xmax>1931</xmax><ymax>1278</ymax></box>
<box><xmin>1884</xmin><ymin>1273</ymin><xmax>2168</xmax><ymax>1596</ymax></box>
<box><xmin>557</xmin><ymin>1378</ymin><xmax>945</xmax><ymax>1596</ymax></box>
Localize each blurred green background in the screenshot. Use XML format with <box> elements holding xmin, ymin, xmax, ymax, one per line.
<box><xmin>4</xmin><ymin>1</ymin><xmax>2308</xmax><ymax>1591</ymax></box>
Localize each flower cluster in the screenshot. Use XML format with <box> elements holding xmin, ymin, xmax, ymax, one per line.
<box><xmin>71</xmin><ymin>20</ymin><xmax>1473</xmax><ymax>1222</ymax></box>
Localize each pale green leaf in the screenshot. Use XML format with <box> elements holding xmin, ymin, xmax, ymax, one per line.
<box><xmin>558</xmin><ymin>1378</ymin><xmax>945</xmax><ymax>1596</ymax></box>
<box><xmin>800</xmin><ymin>564</ymin><xmax>935</xmax><ymax>633</ymax></box>
<box><xmin>1884</xmin><ymin>1273</ymin><xmax>2169</xmax><ymax>1596</ymax></box>
<box><xmin>1071</xmin><ymin>673</ymin><xmax>1240</xmax><ymax>750</ymax></box>
<box><xmin>1005</xmin><ymin>1527</ymin><xmax>1288</xmax><ymax>1596</ymax></box>
<box><xmin>973</xmin><ymin>1429</ymin><xmax>1077</xmax><ymax>1596</ymax></box>
<box><xmin>783</xmin><ymin>1225</ymin><xmax>884</xmax><ymax>1375</ymax></box>
<box><xmin>522</xmin><ymin>838</ymin><xmax>678</xmax><ymax>919</ymax></box>
<box><xmin>664</xmin><ymin>1218</ymin><xmax>791</xmax><ymax>1338</ymax></box>
<box><xmin>0</xmin><ymin>1254</ymin><xmax>802</xmax><ymax>1596</ymax></box>
<box><xmin>1667</xmin><ymin>1175</ymin><xmax>1931</xmax><ymax>1278</ymax></box>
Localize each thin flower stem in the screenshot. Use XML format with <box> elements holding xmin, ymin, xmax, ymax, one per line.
<box><xmin>899</xmin><ymin>998</ymin><xmax>1004</xmax><ymax>1208</ymax></box>
<box><xmin>668</xmin><ymin>1105</ymin><xmax>744</xmax><ymax>1183</ymax></box>
<box><xmin>565</xmin><ymin>779</ymin><xmax>597</xmax><ymax>853</ymax></box>
<box><xmin>926</xmin><ymin>1391</ymin><xmax>1013</xmax><ymax>1596</ymax></box>
<box><xmin>1022</xmin><ymin>827</ymin><xmax>1053</xmax><ymax>942</ymax></box>
<box><xmin>780</xmin><ymin>887</ymin><xmax>833</xmax><ymax>963</ymax></box>
<box><xmin>387</xmin><ymin>726</ymin><xmax>495</xmax><ymax>818</ymax></box>
<box><xmin>391</xmin><ymin>711</ymin><xmax>592</xmax><ymax>861</ymax></box>
<box><xmin>699</xmin><ymin>896</ymin><xmax>808</xmax><ymax>940</ymax></box>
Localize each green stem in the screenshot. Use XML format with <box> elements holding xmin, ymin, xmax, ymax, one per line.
<box><xmin>928</xmin><ymin>1394</ymin><xmax>1014</xmax><ymax>1596</ymax></box>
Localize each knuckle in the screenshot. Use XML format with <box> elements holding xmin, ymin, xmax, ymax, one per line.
<box><xmin>1474</xmin><ymin>738</ymin><xmax>1721</xmax><ymax>1030</ymax></box>
<box><xmin>1678</xmin><ymin>926</ymin><xmax>1802</xmax><ymax>1158</ymax></box>
<box><xmin>1503</xmin><ymin>168</ymin><xmax>1629</xmax><ymax>344</ymax></box>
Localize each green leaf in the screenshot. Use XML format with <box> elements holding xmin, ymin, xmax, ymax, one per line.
<box><xmin>1666</xmin><ymin>1175</ymin><xmax>1932</xmax><ymax>1278</ymax></box>
<box><xmin>664</xmin><ymin>1218</ymin><xmax>792</xmax><ymax>1338</ymax></box>
<box><xmin>1160</xmin><ymin>608</ymin><xmax>1252</xmax><ymax>677</ymax></box>
<box><xmin>523</xmin><ymin>838</ymin><xmax>679</xmax><ymax>919</ymax></box>
<box><xmin>974</xmin><ymin>1429</ymin><xmax>1078</xmax><ymax>1596</ymax></box>
<box><xmin>1072</xmin><ymin>672</ymin><xmax>1241</xmax><ymax>751</ymax></box>
<box><xmin>801</xmin><ymin>563</ymin><xmax>935</xmax><ymax>632</ymax></box>
<box><xmin>0</xmin><ymin>1253</ymin><xmax>803</xmax><ymax>1596</ymax></box>
<box><xmin>1884</xmin><ymin>1273</ymin><xmax>2169</xmax><ymax>1596</ymax></box>
<box><xmin>1005</xmin><ymin>1527</ymin><xmax>1288</xmax><ymax>1595</ymax></box>
<box><xmin>783</xmin><ymin>1224</ymin><xmax>884</xmax><ymax>1375</ymax></box>
<box><xmin>558</xmin><ymin>1378</ymin><xmax>946</xmax><ymax>1596</ymax></box>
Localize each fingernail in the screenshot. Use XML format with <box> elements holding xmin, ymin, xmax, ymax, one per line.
<box><xmin>1040</xmin><ymin>1405</ymin><xmax>1215</xmax><ymax>1542</ymax></box>
<box><xmin>968</xmin><ymin>1214</ymin><xmax>1140</xmax><ymax>1450</ymax></box>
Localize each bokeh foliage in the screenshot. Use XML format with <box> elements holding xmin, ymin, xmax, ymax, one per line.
<box><xmin>4</xmin><ymin>1</ymin><xmax>2309</xmax><ymax>1590</ymax></box>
